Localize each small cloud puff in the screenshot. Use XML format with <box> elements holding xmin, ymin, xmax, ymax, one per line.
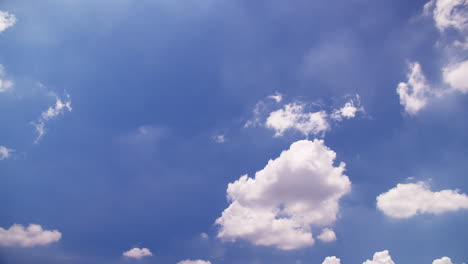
<box><xmin>213</xmin><ymin>134</ymin><xmax>225</xmax><ymax>143</ymax></box>
<box><xmin>177</xmin><ymin>260</ymin><xmax>211</xmax><ymax>264</ymax></box>
<box><xmin>322</xmin><ymin>256</ymin><xmax>341</xmax><ymax>264</ymax></box>
<box><xmin>317</xmin><ymin>228</ymin><xmax>336</xmax><ymax>242</ymax></box>
<box><xmin>123</xmin><ymin>248</ymin><xmax>153</xmax><ymax>259</ymax></box>
<box><xmin>0</xmin><ymin>224</ymin><xmax>62</xmax><ymax>247</ymax></box>
<box><xmin>0</xmin><ymin>64</ymin><xmax>14</xmax><ymax>92</ymax></box>
<box><xmin>0</xmin><ymin>146</ymin><xmax>13</xmax><ymax>160</ymax></box>
<box><xmin>362</xmin><ymin>250</ymin><xmax>395</xmax><ymax>264</ymax></box>
<box><xmin>0</xmin><ymin>11</ymin><xmax>16</xmax><ymax>32</ymax></box>
<box><xmin>433</xmin><ymin>257</ymin><xmax>454</xmax><ymax>264</ymax></box>
<box><xmin>267</xmin><ymin>92</ymin><xmax>283</xmax><ymax>103</ymax></box>
<box><xmin>32</xmin><ymin>93</ymin><xmax>72</xmax><ymax>143</ymax></box>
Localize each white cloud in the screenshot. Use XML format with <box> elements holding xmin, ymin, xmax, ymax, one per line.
<box><xmin>317</xmin><ymin>228</ymin><xmax>337</xmax><ymax>242</ymax></box>
<box><xmin>362</xmin><ymin>250</ymin><xmax>395</xmax><ymax>264</ymax></box>
<box><xmin>322</xmin><ymin>256</ymin><xmax>341</xmax><ymax>264</ymax></box>
<box><xmin>424</xmin><ymin>0</ymin><xmax>467</xmax><ymax>33</ymax></box>
<box><xmin>377</xmin><ymin>182</ymin><xmax>468</xmax><ymax>219</ymax></box>
<box><xmin>433</xmin><ymin>257</ymin><xmax>454</xmax><ymax>264</ymax></box>
<box><xmin>267</xmin><ymin>92</ymin><xmax>283</xmax><ymax>103</ymax></box>
<box><xmin>122</xmin><ymin>248</ymin><xmax>153</xmax><ymax>259</ymax></box>
<box><xmin>214</xmin><ymin>134</ymin><xmax>225</xmax><ymax>143</ymax></box>
<box><xmin>0</xmin><ymin>146</ymin><xmax>13</xmax><ymax>160</ymax></box>
<box><xmin>200</xmin><ymin>232</ymin><xmax>209</xmax><ymax>239</ymax></box>
<box><xmin>396</xmin><ymin>62</ymin><xmax>435</xmax><ymax>115</ymax></box>
<box><xmin>0</xmin><ymin>224</ymin><xmax>61</xmax><ymax>247</ymax></box>
<box><xmin>443</xmin><ymin>60</ymin><xmax>468</xmax><ymax>93</ymax></box>
<box><xmin>0</xmin><ymin>64</ymin><xmax>14</xmax><ymax>92</ymax></box>
<box><xmin>265</xmin><ymin>103</ymin><xmax>329</xmax><ymax>137</ymax></box>
<box><xmin>177</xmin><ymin>260</ymin><xmax>211</xmax><ymax>264</ymax></box>
<box><xmin>215</xmin><ymin>139</ymin><xmax>351</xmax><ymax>250</ymax></box>
<box><xmin>32</xmin><ymin>94</ymin><xmax>72</xmax><ymax>143</ymax></box>
<box><xmin>331</xmin><ymin>95</ymin><xmax>364</xmax><ymax>121</ymax></box>
<box><xmin>0</xmin><ymin>11</ymin><xmax>16</xmax><ymax>32</ymax></box>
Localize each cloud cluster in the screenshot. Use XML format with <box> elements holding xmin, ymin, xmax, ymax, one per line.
<box><xmin>331</xmin><ymin>96</ymin><xmax>365</xmax><ymax>121</ymax></box>
<box><xmin>398</xmin><ymin>0</ymin><xmax>468</xmax><ymax>114</ymax></box>
<box><xmin>0</xmin><ymin>224</ymin><xmax>61</xmax><ymax>247</ymax></box>
<box><xmin>122</xmin><ymin>248</ymin><xmax>153</xmax><ymax>259</ymax></box>
<box><xmin>177</xmin><ymin>260</ymin><xmax>211</xmax><ymax>264</ymax></box>
<box><xmin>216</xmin><ymin>139</ymin><xmax>350</xmax><ymax>250</ymax></box>
<box><xmin>377</xmin><ymin>182</ymin><xmax>468</xmax><ymax>219</ymax></box>
<box><xmin>32</xmin><ymin>94</ymin><xmax>72</xmax><ymax>143</ymax></box>
<box><xmin>0</xmin><ymin>64</ymin><xmax>14</xmax><ymax>92</ymax></box>
<box><xmin>322</xmin><ymin>256</ymin><xmax>341</xmax><ymax>264</ymax></box>
<box><xmin>362</xmin><ymin>250</ymin><xmax>395</xmax><ymax>264</ymax></box>
<box><xmin>0</xmin><ymin>10</ymin><xmax>16</xmax><ymax>33</ymax></box>
<box><xmin>0</xmin><ymin>145</ymin><xmax>13</xmax><ymax>160</ymax></box>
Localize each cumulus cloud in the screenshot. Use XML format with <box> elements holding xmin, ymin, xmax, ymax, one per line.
<box><xmin>396</xmin><ymin>62</ymin><xmax>436</xmax><ymax>115</ymax></box>
<box><xmin>331</xmin><ymin>95</ymin><xmax>365</xmax><ymax>121</ymax></box>
<box><xmin>0</xmin><ymin>145</ymin><xmax>13</xmax><ymax>160</ymax></box>
<box><xmin>122</xmin><ymin>248</ymin><xmax>153</xmax><ymax>259</ymax></box>
<box><xmin>317</xmin><ymin>228</ymin><xmax>337</xmax><ymax>242</ymax></box>
<box><xmin>0</xmin><ymin>11</ymin><xmax>16</xmax><ymax>32</ymax></box>
<box><xmin>32</xmin><ymin>93</ymin><xmax>72</xmax><ymax>143</ymax></box>
<box><xmin>0</xmin><ymin>64</ymin><xmax>14</xmax><ymax>92</ymax></box>
<box><xmin>424</xmin><ymin>0</ymin><xmax>467</xmax><ymax>33</ymax></box>
<box><xmin>322</xmin><ymin>256</ymin><xmax>341</xmax><ymax>264</ymax></box>
<box><xmin>443</xmin><ymin>60</ymin><xmax>468</xmax><ymax>93</ymax></box>
<box><xmin>0</xmin><ymin>224</ymin><xmax>61</xmax><ymax>247</ymax></box>
<box><xmin>267</xmin><ymin>92</ymin><xmax>283</xmax><ymax>103</ymax></box>
<box><xmin>177</xmin><ymin>260</ymin><xmax>211</xmax><ymax>264</ymax></box>
<box><xmin>433</xmin><ymin>257</ymin><xmax>455</xmax><ymax>264</ymax></box>
<box><xmin>266</xmin><ymin>103</ymin><xmax>329</xmax><ymax>137</ymax></box>
<box><xmin>362</xmin><ymin>250</ymin><xmax>395</xmax><ymax>264</ymax></box>
<box><xmin>215</xmin><ymin>139</ymin><xmax>351</xmax><ymax>250</ymax></box>
<box><xmin>377</xmin><ymin>181</ymin><xmax>468</xmax><ymax>219</ymax></box>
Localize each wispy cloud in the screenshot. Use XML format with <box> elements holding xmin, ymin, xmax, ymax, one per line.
<box><xmin>32</xmin><ymin>93</ymin><xmax>72</xmax><ymax>143</ymax></box>
<box><xmin>0</xmin><ymin>10</ymin><xmax>16</xmax><ymax>33</ymax></box>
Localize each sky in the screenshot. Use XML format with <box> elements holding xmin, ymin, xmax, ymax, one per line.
<box><xmin>1</xmin><ymin>0</ymin><xmax>468</xmax><ymax>264</ymax></box>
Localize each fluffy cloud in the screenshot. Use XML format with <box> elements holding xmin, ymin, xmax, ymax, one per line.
<box><xmin>0</xmin><ymin>145</ymin><xmax>13</xmax><ymax>160</ymax></box>
<box><xmin>433</xmin><ymin>257</ymin><xmax>454</xmax><ymax>264</ymax></box>
<box><xmin>215</xmin><ymin>139</ymin><xmax>351</xmax><ymax>250</ymax></box>
<box><xmin>177</xmin><ymin>260</ymin><xmax>211</xmax><ymax>264</ymax></box>
<box><xmin>331</xmin><ymin>95</ymin><xmax>365</xmax><ymax>121</ymax></box>
<box><xmin>0</xmin><ymin>224</ymin><xmax>61</xmax><ymax>247</ymax></box>
<box><xmin>32</xmin><ymin>94</ymin><xmax>72</xmax><ymax>143</ymax></box>
<box><xmin>424</xmin><ymin>0</ymin><xmax>467</xmax><ymax>33</ymax></box>
<box><xmin>322</xmin><ymin>256</ymin><xmax>341</xmax><ymax>264</ymax></box>
<box><xmin>267</xmin><ymin>92</ymin><xmax>283</xmax><ymax>103</ymax></box>
<box><xmin>362</xmin><ymin>250</ymin><xmax>395</xmax><ymax>264</ymax></box>
<box><xmin>122</xmin><ymin>248</ymin><xmax>153</xmax><ymax>259</ymax></box>
<box><xmin>266</xmin><ymin>103</ymin><xmax>329</xmax><ymax>137</ymax></box>
<box><xmin>317</xmin><ymin>228</ymin><xmax>337</xmax><ymax>242</ymax></box>
<box><xmin>443</xmin><ymin>60</ymin><xmax>468</xmax><ymax>93</ymax></box>
<box><xmin>396</xmin><ymin>63</ymin><xmax>435</xmax><ymax>115</ymax></box>
<box><xmin>0</xmin><ymin>11</ymin><xmax>16</xmax><ymax>32</ymax></box>
<box><xmin>377</xmin><ymin>182</ymin><xmax>468</xmax><ymax>219</ymax></box>
<box><xmin>0</xmin><ymin>64</ymin><xmax>14</xmax><ymax>92</ymax></box>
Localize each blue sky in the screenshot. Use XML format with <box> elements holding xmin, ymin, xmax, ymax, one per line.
<box><xmin>1</xmin><ymin>0</ymin><xmax>468</xmax><ymax>264</ymax></box>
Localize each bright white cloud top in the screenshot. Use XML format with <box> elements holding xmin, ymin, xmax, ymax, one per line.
<box><xmin>266</xmin><ymin>103</ymin><xmax>330</xmax><ymax>137</ymax></box>
<box><xmin>32</xmin><ymin>93</ymin><xmax>72</xmax><ymax>143</ymax></box>
<box><xmin>215</xmin><ymin>139</ymin><xmax>351</xmax><ymax>250</ymax></box>
<box><xmin>322</xmin><ymin>256</ymin><xmax>341</xmax><ymax>264</ymax></box>
<box><xmin>331</xmin><ymin>96</ymin><xmax>364</xmax><ymax>121</ymax></box>
<box><xmin>0</xmin><ymin>145</ymin><xmax>13</xmax><ymax>160</ymax></box>
<box><xmin>0</xmin><ymin>64</ymin><xmax>14</xmax><ymax>92</ymax></box>
<box><xmin>0</xmin><ymin>224</ymin><xmax>61</xmax><ymax>247</ymax></box>
<box><xmin>443</xmin><ymin>60</ymin><xmax>468</xmax><ymax>93</ymax></box>
<box><xmin>377</xmin><ymin>182</ymin><xmax>468</xmax><ymax>219</ymax></box>
<box><xmin>317</xmin><ymin>228</ymin><xmax>337</xmax><ymax>242</ymax></box>
<box><xmin>122</xmin><ymin>247</ymin><xmax>153</xmax><ymax>259</ymax></box>
<box><xmin>433</xmin><ymin>257</ymin><xmax>454</xmax><ymax>264</ymax></box>
<box><xmin>362</xmin><ymin>250</ymin><xmax>395</xmax><ymax>264</ymax></box>
<box><xmin>0</xmin><ymin>10</ymin><xmax>16</xmax><ymax>33</ymax></box>
<box><xmin>396</xmin><ymin>63</ymin><xmax>434</xmax><ymax>115</ymax></box>
<box><xmin>424</xmin><ymin>0</ymin><xmax>467</xmax><ymax>32</ymax></box>
<box><xmin>177</xmin><ymin>260</ymin><xmax>212</xmax><ymax>264</ymax></box>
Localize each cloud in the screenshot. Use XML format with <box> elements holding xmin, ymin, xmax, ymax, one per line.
<box><xmin>322</xmin><ymin>256</ymin><xmax>341</xmax><ymax>264</ymax></box>
<box><xmin>433</xmin><ymin>257</ymin><xmax>454</xmax><ymax>264</ymax></box>
<box><xmin>122</xmin><ymin>248</ymin><xmax>153</xmax><ymax>259</ymax></box>
<box><xmin>0</xmin><ymin>146</ymin><xmax>13</xmax><ymax>160</ymax></box>
<box><xmin>0</xmin><ymin>11</ymin><xmax>16</xmax><ymax>32</ymax></box>
<box><xmin>317</xmin><ymin>228</ymin><xmax>337</xmax><ymax>242</ymax></box>
<box><xmin>265</xmin><ymin>103</ymin><xmax>329</xmax><ymax>137</ymax></box>
<box><xmin>213</xmin><ymin>134</ymin><xmax>225</xmax><ymax>143</ymax></box>
<box><xmin>32</xmin><ymin>93</ymin><xmax>72</xmax><ymax>143</ymax></box>
<box><xmin>267</xmin><ymin>92</ymin><xmax>283</xmax><ymax>103</ymax></box>
<box><xmin>177</xmin><ymin>260</ymin><xmax>211</xmax><ymax>264</ymax></box>
<box><xmin>215</xmin><ymin>139</ymin><xmax>351</xmax><ymax>250</ymax></box>
<box><xmin>396</xmin><ymin>62</ymin><xmax>435</xmax><ymax>115</ymax></box>
<box><xmin>0</xmin><ymin>64</ymin><xmax>14</xmax><ymax>92</ymax></box>
<box><xmin>424</xmin><ymin>0</ymin><xmax>467</xmax><ymax>33</ymax></box>
<box><xmin>362</xmin><ymin>250</ymin><xmax>395</xmax><ymax>264</ymax></box>
<box><xmin>443</xmin><ymin>60</ymin><xmax>468</xmax><ymax>93</ymax></box>
<box><xmin>331</xmin><ymin>95</ymin><xmax>365</xmax><ymax>121</ymax></box>
<box><xmin>200</xmin><ymin>232</ymin><xmax>209</xmax><ymax>239</ymax></box>
<box><xmin>377</xmin><ymin>181</ymin><xmax>468</xmax><ymax>219</ymax></box>
<box><xmin>0</xmin><ymin>224</ymin><xmax>61</xmax><ymax>247</ymax></box>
